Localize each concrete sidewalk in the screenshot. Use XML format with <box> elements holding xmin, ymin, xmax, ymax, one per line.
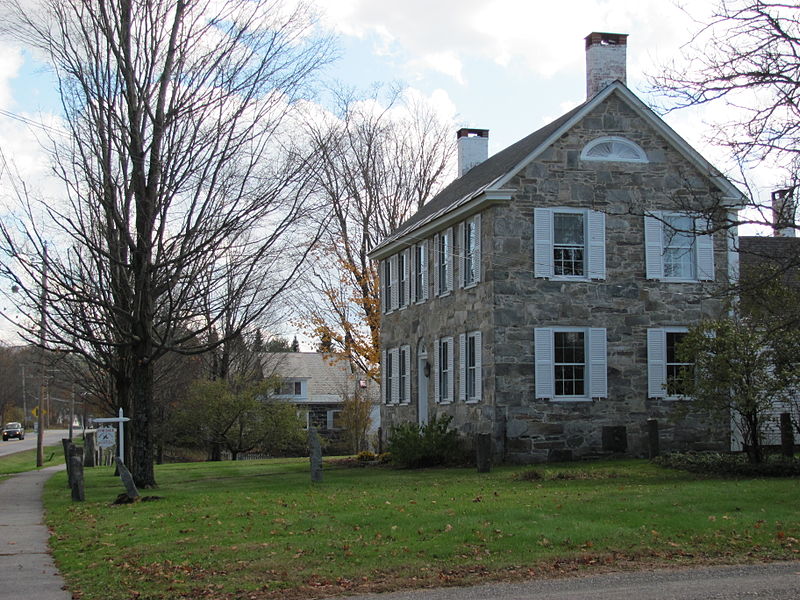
<box><xmin>0</xmin><ymin>465</ymin><xmax>72</xmax><ymax>600</ymax></box>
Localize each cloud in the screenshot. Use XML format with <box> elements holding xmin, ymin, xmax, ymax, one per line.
<box><xmin>314</xmin><ymin>0</ymin><xmax>701</xmax><ymax>84</ymax></box>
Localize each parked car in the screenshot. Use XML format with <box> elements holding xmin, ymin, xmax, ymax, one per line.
<box><xmin>2</xmin><ymin>422</ymin><xmax>25</xmax><ymax>441</ymax></box>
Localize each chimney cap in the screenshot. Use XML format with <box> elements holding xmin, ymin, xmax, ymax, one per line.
<box><xmin>585</xmin><ymin>32</ymin><xmax>628</xmax><ymax>50</ymax></box>
<box><xmin>457</xmin><ymin>128</ymin><xmax>489</xmax><ymax>139</ymax></box>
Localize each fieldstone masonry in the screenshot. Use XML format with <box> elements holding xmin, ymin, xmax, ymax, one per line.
<box><xmin>380</xmin><ymin>92</ymin><xmax>733</xmax><ymax>462</ymax></box>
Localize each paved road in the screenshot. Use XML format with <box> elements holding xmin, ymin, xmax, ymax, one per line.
<box><xmin>333</xmin><ymin>562</ymin><xmax>800</xmax><ymax>600</ymax></box>
<box><xmin>0</xmin><ymin>429</ymin><xmax>71</xmax><ymax>458</ymax></box>
<box><xmin>0</xmin><ymin>465</ymin><xmax>71</xmax><ymax>600</ymax></box>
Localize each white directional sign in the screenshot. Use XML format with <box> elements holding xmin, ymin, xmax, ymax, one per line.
<box><xmin>96</xmin><ymin>426</ymin><xmax>116</xmax><ymax>449</ymax></box>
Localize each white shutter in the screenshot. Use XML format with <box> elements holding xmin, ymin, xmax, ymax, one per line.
<box><xmin>434</xmin><ymin>338</ymin><xmax>440</xmax><ymax>403</ymax></box>
<box><xmin>587</xmin><ymin>210</ymin><xmax>606</xmax><ymax>280</ymax></box>
<box><xmin>459</xmin><ymin>333</ymin><xmax>467</xmax><ymax>401</ymax></box>
<box><xmin>644</xmin><ymin>214</ymin><xmax>664</xmax><ymax>280</ymax></box>
<box><xmin>390</xmin><ymin>348</ymin><xmax>400</xmax><ymax>404</ymax></box>
<box><xmin>588</xmin><ymin>328</ymin><xmax>608</xmax><ymax>398</ymax></box>
<box><xmin>433</xmin><ymin>234</ymin><xmax>440</xmax><ymax>296</ymax></box>
<box><xmin>445</xmin><ymin>228</ymin><xmax>453</xmax><ymax>292</ymax></box>
<box><xmin>696</xmin><ymin>229</ymin><xmax>715</xmax><ymax>281</ymax></box>
<box><xmin>446</xmin><ymin>337</ymin><xmax>454</xmax><ymax>402</ymax></box>
<box><xmin>458</xmin><ymin>222</ymin><xmax>466</xmax><ymax>288</ymax></box>
<box><xmin>390</xmin><ymin>254</ymin><xmax>399</xmax><ymax>310</ymax></box>
<box><xmin>534</xmin><ymin>208</ymin><xmax>553</xmax><ymax>278</ymax></box>
<box><xmin>410</xmin><ymin>247</ymin><xmax>417</xmax><ymax>303</ymax></box>
<box><xmin>474</xmin><ymin>331</ymin><xmax>482</xmax><ymax>401</ymax></box>
<box><xmin>473</xmin><ymin>213</ymin><xmax>481</xmax><ymax>284</ymax></box>
<box><xmin>403</xmin><ymin>345</ymin><xmax>411</xmax><ymax>404</ymax></box>
<box><xmin>381</xmin><ymin>350</ymin><xmax>387</xmax><ymax>404</ymax></box>
<box><xmin>534</xmin><ymin>328</ymin><xmax>554</xmax><ymax>399</ymax></box>
<box><xmin>647</xmin><ymin>329</ymin><xmax>667</xmax><ymax>398</ymax></box>
<box><xmin>403</xmin><ymin>249</ymin><xmax>411</xmax><ymax>305</ymax></box>
<box><xmin>421</xmin><ymin>241</ymin><xmax>429</xmax><ymax>300</ymax></box>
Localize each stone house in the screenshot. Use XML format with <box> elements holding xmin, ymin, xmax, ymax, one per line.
<box><xmin>369</xmin><ymin>32</ymin><xmax>746</xmax><ymax>462</ymax></box>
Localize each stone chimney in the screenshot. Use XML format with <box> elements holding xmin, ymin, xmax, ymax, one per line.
<box><xmin>772</xmin><ymin>188</ymin><xmax>796</xmax><ymax>237</ymax></box>
<box><xmin>585</xmin><ymin>32</ymin><xmax>628</xmax><ymax>99</ymax></box>
<box><xmin>457</xmin><ymin>128</ymin><xmax>489</xmax><ymax>177</ymax></box>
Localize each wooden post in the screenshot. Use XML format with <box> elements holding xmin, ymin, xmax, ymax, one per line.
<box><xmin>69</xmin><ymin>444</ymin><xmax>84</xmax><ymax>501</ymax></box>
<box><xmin>780</xmin><ymin>412</ymin><xmax>794</xmax><ymax>458</ymax></box>
<box><xmin>647</xmin><ymin>418</ymin><xmax>660</xmax><ymax>459</ymax></box>
<box><xmin>83</xmin><ymin>431</ymin><xmax>96</xmax><ymax>467</ymax></box>
<box><xmin>476</xmin><ymin>433</ymin><xmax>492</xmax><ymax>473</ymax></box>
<box><xmin>62</xmin><ymin>439</ymin><xmax>72</xmax><ymax>488</ymax></box>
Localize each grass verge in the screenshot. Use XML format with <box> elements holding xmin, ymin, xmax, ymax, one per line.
<box><xmin>44</xmin><ymin>458</ymin><xmax>800</xmax><ymax>600</ymax></box>
<box><xmin>0</xmin><ymin>443</ymin><xmax>64</xmax><ymax>480</ymax></box>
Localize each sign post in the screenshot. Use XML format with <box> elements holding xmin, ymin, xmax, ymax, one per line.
<box><xmin>92</xmin><ymin>408</ymin><xmax>130</xmax><ymax>465</ymax></box>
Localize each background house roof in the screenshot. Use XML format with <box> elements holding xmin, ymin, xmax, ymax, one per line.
<box><xmin>264</xmin><ymin>352</ymin><xmax>374</xmax><ymax>401</ymax></box>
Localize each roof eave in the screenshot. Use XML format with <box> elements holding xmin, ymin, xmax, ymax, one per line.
<box><xmin>369</xmin><ymin>189</ymin><xmax>513</xmax><ymax>260</ymax></box>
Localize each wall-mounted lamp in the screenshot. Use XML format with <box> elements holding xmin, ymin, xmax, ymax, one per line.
<box><xmin>423</xmin><ymin>361</ymin><xmax>431</xmax><ymax>378</ymax></box>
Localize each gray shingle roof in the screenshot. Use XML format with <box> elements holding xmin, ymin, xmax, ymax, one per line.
<box><xmin>375</xmin><ymin>100</ymin><xmax>590</xmax><ymax>250</ymax></box>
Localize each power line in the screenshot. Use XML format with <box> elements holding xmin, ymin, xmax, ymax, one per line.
<box><xmin>0</xmin><ymin>108</ymin><xmax>62</xmax><ymax>135</ymax></box>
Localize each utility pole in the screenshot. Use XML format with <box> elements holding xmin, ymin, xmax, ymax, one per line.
<box><xmin>36</xmin><ymin>245</ymin><xmax>48</xmax><ymax>468</ymax></box>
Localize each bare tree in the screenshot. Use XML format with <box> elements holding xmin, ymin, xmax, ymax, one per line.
<box><xmin>649</xmin><ymin>1</ymin><xmax>800</xmax><ymax>198</ymax></box>
<box><xmin>297</xmin><ymin>87</ymin><xmax>454</xmax><ymax>380</ymax></box>
<box><xmin>0</xmin><ymin>0</ymin><xmax>333</xmax><ymax>486</ymax></box>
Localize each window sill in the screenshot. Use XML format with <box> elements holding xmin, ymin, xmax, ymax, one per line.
<box><xmin>463</xmin><ymin>281</ymin><xmax>479</xmax><ymax>290</ymax></box>
<box><xmin>465</xmin><ymin>399</ymin><xmax>481</xmax><ymax>404</ymax></box>
<box><xmin>549</xmin><ymin>396</ymin><xmax>593</xmax><ymax>403</ymax></box>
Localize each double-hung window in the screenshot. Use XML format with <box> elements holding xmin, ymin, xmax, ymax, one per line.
<box><xmin>535</xmin><ymin>327</ymin><xmax>607</xmax><ymax>401</ymax></box>
<box><xmin>434</xmin><ymin>229</ymin><xmax>453</xmax><ymax>296</ymax></box>
<box><xmin>645</xmin><ymin>212</ymin><xmax>714</xmax><ymax>281</ymax></box>
<box><xmin>398</xmin><ymin>345</ymin><xmax>411</xmax><ymax>404</ymax></box>
<box><xmin>383</xmin><ymin>349</ymin><xmax>394</xmax><ymax>404</ymax></box>
<box><xmin>413</xmin><ymin>242</ymin><xmax>428</xmax><ymax>303</ymax></box>
<box><xmin>647</xmin><ymin>328</ymin><xmax>692</xmax><ymax>398</ymax></box>
<box><xmin>553</xmin><ymin>212</ymin><xmax>585</xmax><ymax>276</ymax></box>
<box><xmin>534</xmin><ymin>208</ymin><xmax>605</xmax><ymax>280</ymax></box>
<box><xmin>434</xmin><ymin>337</ymin><xmax>453</xmax><ymax>403</ymax></box>
<box><xmin>459</xmin><ymin>331</ymin><xmax>482</xmax><ymax>402</ymax></box>
<box><xmin>460</xmin><ymin>214</ymin><xmax>481</xmax><ymax>287</ymax></box>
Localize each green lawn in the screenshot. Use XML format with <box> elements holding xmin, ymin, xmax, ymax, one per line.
<box><xmin>0</xmin><ymin>443</ymin><xmax>64</xmax><ymax>480</ymax></box>
<box><xmin>44</xmin><ymin>459</ymin><xmax>800</xmax><ymax>600</ymax></box>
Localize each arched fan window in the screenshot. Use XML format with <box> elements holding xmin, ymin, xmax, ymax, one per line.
<box><xmin>580</xmin><ymin>136</ymin><xmax>647</xmax><ymax>163</ymax></box>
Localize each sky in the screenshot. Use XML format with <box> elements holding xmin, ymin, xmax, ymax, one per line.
<box><xmin>0</xmin><ymin>0</ymin><xmax>777</xmax><ymax>343</ymax></box>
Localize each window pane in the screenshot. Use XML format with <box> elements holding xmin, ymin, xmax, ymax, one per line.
<box><xmin>554</xmin><ymin>213</ymin><xmax>584</xmax><ymax>245</ymax></box>
<box><xmin>554</xmin><ymin>331</ymin><xmax>585</xmax><ymax>363</ymax></box>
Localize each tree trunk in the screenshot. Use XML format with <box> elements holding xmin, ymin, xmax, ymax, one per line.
<box><xmin>130</xmin><ymin>359</ymin><xmax>156</xmax><ymax>487</ymax></box>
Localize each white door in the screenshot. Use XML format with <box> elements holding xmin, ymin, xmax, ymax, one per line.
<box><xmin>418</xmin><ymin>343</ymin><xmax>429</xmax><ymax>426</ymax></box>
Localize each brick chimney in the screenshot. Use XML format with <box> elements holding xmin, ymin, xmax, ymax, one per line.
<box><xmin>772</xmin><ymin>188</ymin><xmax>796</xmax><ymax>237</ymax></box>
<box><xmin>457</xmin><ymin>128</ymin><xmax>489</xmax><ymax>177</ymax></box>
<box><xmin>585</xmin><ymin>32</ymin><xmax>628</xmax><ymax>99</ymax></box>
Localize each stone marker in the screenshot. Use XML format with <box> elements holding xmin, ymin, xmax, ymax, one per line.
<box><xmin>780</xmin><ymin>412</ymin><xmax>794</xmax><ymax>458</ymax></box>
<box><xmin>308</xmin><ymin>427</ymin><xmax>323</xmax><ymax>483</ymax></box>
<box><xmin>115</xmin><ymin>459</ymin><xmax>140</xmax><ymax>500</ymax></box>
<box><xmin>69</xmin><ymin>445</ymin><xmax>85</xmax><ymax>501</ymax></box>
<box><xmin>476</xmin><ymin>433</ymin><xmax>492</xmax><ymax>473</ymax></box>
